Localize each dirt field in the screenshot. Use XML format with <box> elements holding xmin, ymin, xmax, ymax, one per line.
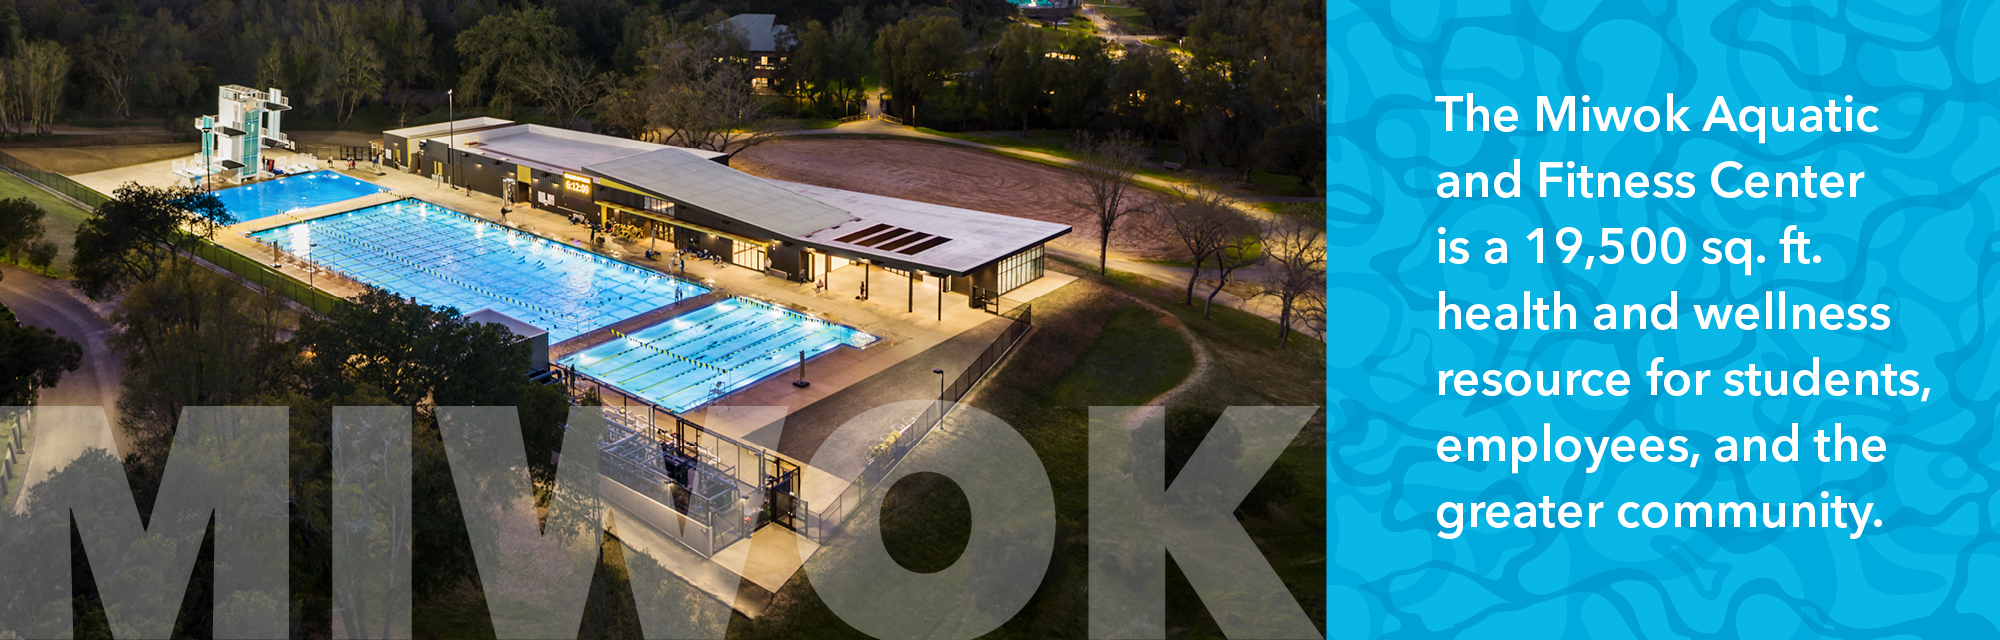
<box><xmin>732</xmin><ymin>138</ymin><xmax>1181</xmax><ymax>261</ymax></box>
<box><xmin>6</xmin><ymin>143</ymin><xmax>197</xmax><ymax>175</ymax></box>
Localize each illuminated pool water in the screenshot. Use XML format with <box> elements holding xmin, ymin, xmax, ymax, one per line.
<box><xmin>211</xmin><ymin>171</ymin><xmax>386</xmax><ymax>223</ymax></box>
<box><xmin>250</xmin><ymin>199</ymin><xmax>706</xmax><ymax>341</ymax></box>
<box><xmin>560</xmin><ymin>297</ymin><xmax>878</xmax><ymax>413</ymax></box>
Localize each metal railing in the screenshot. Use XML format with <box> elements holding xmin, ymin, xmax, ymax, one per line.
<box><xmin>552</xmin><ymin>364</ymin><xmax>788</xmax><ymax>555</ymax></box>
<box><xmin>186</xmin><ymin>237</ymin><xmax>349</xmax><ymax>315</ymax></box>
<box><xmin>0</xmin><ymin>149</ymin><xmax>348</xmax><ymax>315</ymax></box>
<box><xmin>803</xmin><ymin>303</ymin><xmax>1033</xmax><ymax>541</ymax></box>
<box><xmin>0</xmin><ymin>150</ymin><xmax>112</xmax><ymax>209</ymax></box>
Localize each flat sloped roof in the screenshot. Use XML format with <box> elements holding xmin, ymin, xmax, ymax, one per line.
<box><xmin>584</xmin><ymin>148</ymin><xmax>858</xmax><ymax>238</ymax></box>
<box><xmin>450</xmin><ymin>125</ymin><xmax>726</xmax><ymax>175</ymax></box>
<box><xmin>466</xmin><ymin>308</ymin><xmax>547</xmax><ymax>341</ymax></box>
<box><xmin>384</xmin><ymin>117</ymin><xmax>516</xmax><ymax>139</ymax></box>
<box><xmin>784</xmin><ymin>182</ymin><xmax>1071</xmax><ymax>275</ymax></box>
<box><xmin>717</xmin><ymin>14</ymin><xmax>784</xmax><ymax>52</ymax></box>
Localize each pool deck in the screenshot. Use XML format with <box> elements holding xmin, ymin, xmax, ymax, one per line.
<box><xmin>229</xmin><ymin>190</ymin><xmax>406</xmax><ymax>234</ymax></box>
<box><xmin>76</xmin><ymin>154</ymin><xmax>1079</xmax><ymax>618</ymax></box>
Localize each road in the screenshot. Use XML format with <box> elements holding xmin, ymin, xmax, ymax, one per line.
<box><xmin>1</xmin><ymin>266</ymin><xmax>122</xmax><ymax>513</ymax></box>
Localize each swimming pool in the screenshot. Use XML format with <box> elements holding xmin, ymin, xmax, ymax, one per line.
<box><xmin>213</xmin><ymin>171</ymin><xmax>386</xmax><ymax>223</ymax></box>
<box><xmin>560</xmin><ymin>297</ymin><xmax>878</xmax><ymax>413</ymax></box>
<box><xmin>250</xmin><ymin>199</ymin><xmax>706</xmax><ymax>341</ymax></box>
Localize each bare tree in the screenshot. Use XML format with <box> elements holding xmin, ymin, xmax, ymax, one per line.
<box><xmin>1067</xmin><ymin>131</ymin><xmax>1150</xmax><ymax>275</ymax></box>
<box><xmin>19</xmin><ymin>41</ymin><xmax>71</xmax><ymax>135</ymax></box>
<box><xmin>83</xmin><ymin>23</ymin><xmax>141</xmax><ymax>118</ymax></box>
<box><xmin>526</xmin><ymin>56</ymin><xmax>603</xmax><ymax>129</ymax></box>
<box><xmin>1203</xmin><ymin>213</ymin><xmax>1259</xmax><ymax>318</ymax></box>
<box><xmin>1161</xmin><ymin>182</ymin><xmax>1234</xmax><ymax>304</ymax></box>
<box><xmin>644</xmin><ymin>32</ymin><xmax>775</xmax><ymax>153</ymax></box>
<box><xmin>310</xmin><ymin>3</ymin><xmax>386</xmax><ymax>124</ymax></box>
<box><xmin>1256</xmin><ymin>205</ymin><xmax>1326</xmax><ymax>348</ymax></box>
<box><xmin>595</xmin><ymin>71</ymin><xmax>652</xmax><ymax>140</ymax></box>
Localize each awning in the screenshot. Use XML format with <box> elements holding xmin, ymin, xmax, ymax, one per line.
<box><xmin>216</xmin><ymin>125</ymin><xmax>246</xmax><ymax>137</ymax></box>
<box><xmin>596</xmin><ymin>200</ymin><xmax>772</xmax><ymax>248</ymax></box>
<box><xmin>219</xmin><ymin>159</ymin><xmax>245</xmax><ymax>169</ymax></box>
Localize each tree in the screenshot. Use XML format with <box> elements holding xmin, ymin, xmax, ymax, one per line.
<box><xmin>0</xmin><ymin>302</ymin><xmax>81</xmax><ymax>407</ymax></box>
<box><xmin>110</xmin><ymin>260</ymin><xmax>293</xmax><ymax>452</ymax></box>
<box><xmin>71</xmin><ymin>183</ymin><xmax>233</xmax><ymax>300</ymax></box>
<box><xmin>309</xmin><ymin>3</ymin><xmax>386</xmax><ymax>124</ymax></box>
<box><xmin>1160</xmin><ymin>183</ymin><xmax>1233</xmax><ymax>304</ymax></box>
<box><xmin>950</xmin><ymin>0</ymin><xmax>1017</xmax><ymax>38</ymax></box>
<box><xmin>1106</xmin><ymin>45</ymin><xmax>1185</xmax><ymax>153</ymax></box>
<box><xmin>526</xmin><ymin>55</ymin><xmax>602</xmax><ymax>129</ymax></box>
<box><xmin>0</xmin><ymin>40</ymin><xmax>70</xmax><ymax>135</ymax></box>
<box><xmin>595</xmin><ymin>70</ymin><xmax>652</xmax><ymax>139</ymax></box>
<box><xmin>23</xmin><ymin>239</ymin><xmax>55</xmax><ymax>274</ymax></box>
<box><xmin>367</xmin><ymin>0</ymin><xmax>435</xmax><ymax>124</ymax></box>
<box><xmin>1044</xmin><ymin>32</ymin><xmax>1111</xmax><ymax>130</ymax></box>
<box><xmin>642</xmin><ymin>23</ymin><xmax>774</xmax><ymax>153</ymax></box>
<box><xmin>82</xmin><ymin>22</ymin><xmax>142</xmax><ymax>118</ymax></box>
<box><xmin>1067</xmin><ymin>131</ymin><xmax>1151</xmax><ymax>275</ymax></box>
<box><xmin>0</xmin><ymin>196</ymin><xmax>46</xmax><ymax>263</ymax></box>
<box><xmin>874</xmin><ymin>14</ymin><xmax>968</xmax><ymax>125</ymax></box>
<box><xmin>136</xmin><ymin>9</ymin><xmax>204</xmax><ymax>113</ymax></box>
<box><xmin>1256</xmin><ymin>204</ymin><xmax>1325</xmax><ymax>347</ymax></box>
<box><xmin>988</xmin><ymin>25</ymin><xmax>1050</xmax><ymax>132</ymax></box>
<box><xmin>1204</xmin><ymin>215</ymin><xmax>1259</xmax><ymax>318</ymax></box>
<box><xmin>785</xmin><ymin>9</ymin><xmax>870</xmax><ymax>117</ymax></box>
<box><xmin>455</xmin><ymin>5</ymin><xmax>571</xmax><ymax>116</ymax></box>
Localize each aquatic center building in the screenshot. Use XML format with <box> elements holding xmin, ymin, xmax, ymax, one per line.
<box><xmin>382</xmin><ymin>120</ymin><xmax>1069</xmax><ymax>304</ymax></box>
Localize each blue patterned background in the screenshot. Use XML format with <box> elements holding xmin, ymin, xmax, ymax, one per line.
<box><xmin>1326</xmin><ymin>1</ymin><xmax>2000</xmax><ymax>637</ymax></box>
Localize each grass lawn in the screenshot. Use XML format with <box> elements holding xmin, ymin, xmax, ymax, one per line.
<box><xmin>0</xmin><ymin>170</ymin><xmax>96</xmax><ymax>277</ymax></box>
<box><xmin>733</xmin><ymin>258</ymin><xmax>1323</xmax><ymax>637</ymax></box>
<box><xmin>794</xmin><ymin>118</ymin><xmax>841</xmax><ymax>130</ymax></box>
<box><xmin>1143</xmin><ymin>38</ymin><xmax>1191</xmax><ymax>57</ymax></box>
<box><xmin>1091</xmin><ymin>4</ymin><xmax>1151</xmax><ymax>33</ymax></box>
<box><xmin>1248</xmin><ymin>170</ymin><xmax>1317</xmax><ymax>198</ymax></box>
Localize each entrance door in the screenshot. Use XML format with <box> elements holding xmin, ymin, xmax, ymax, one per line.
<box><xmin>732</xmin><ymin>242</ymin><xmax>768</xmax><ymax>271</ymax></box>
<box><xmin>765</xmin><ymin>458</ymin><xmax>802</xmax><ymax>532</ymax></box>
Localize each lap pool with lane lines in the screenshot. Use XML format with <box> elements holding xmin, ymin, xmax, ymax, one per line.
<box><xmin>560</xmin><ymin>297</ymin><xmax>878</xmax><ymax>413</ymax></box>
<box><xmin>251</xmin><ymin>199</ymin><xmax>706</xmax><ymax>341</ymax></box>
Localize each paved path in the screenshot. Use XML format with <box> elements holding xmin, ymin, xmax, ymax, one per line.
<box><xmin>0</xmin><ymin>266</ymin><xmax>122</xmax><ymax>513</ymax></box>
<box><xmin>1044</xmin><ymin>245</ymin><xmax>1285</xmax><ymax>323</ymax></box>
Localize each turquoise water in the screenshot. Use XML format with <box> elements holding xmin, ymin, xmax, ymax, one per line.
<box><xmin>251</xmin><ymin>199</ymin><xmax>706</xmax><ymax>341</ymax></box>
<box><xmin>211</xmin><ymin>171</ymin><xmax>385</xmax><ymax>223</ymax></box>
<box><xmin>560</xmin><ymin>297</ymin><xmax>878</xmax><ymax>413</ymax></box>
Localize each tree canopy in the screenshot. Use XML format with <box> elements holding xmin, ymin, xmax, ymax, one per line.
<box><xmin>0</xmin><ymin>302</ymin><xmax>81</xmax><ymax>407</ymax></box>
<box><xmin>70</xmin><ymin>183</ymin><xmax>231</xmax><ymax>300</ymax></box>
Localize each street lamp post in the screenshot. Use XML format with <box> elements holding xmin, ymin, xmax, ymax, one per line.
<box><xmin>447</xmin><ymin>89</ymin><xmax>456</xmax><ymax>193</ymax></box>
<box><xmin>933</xmin><ymin>368</ymin><xmax>946</xmax><ymax>427</ymax></box>
<box><xmin>307</xmin><ymin>242</ymin><xmax>319</xmax><ymax>289</ymax></box>
<box><xmin>200</xmin><ymin>124</ymin><xmax>212</xmax><ymax>192</ymax></box>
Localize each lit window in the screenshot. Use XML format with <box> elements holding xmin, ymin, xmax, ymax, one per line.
<box><xmin>645</xmin><ymin>196</ymin><xmax>674</xmax><ymax>216</ymax></box>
